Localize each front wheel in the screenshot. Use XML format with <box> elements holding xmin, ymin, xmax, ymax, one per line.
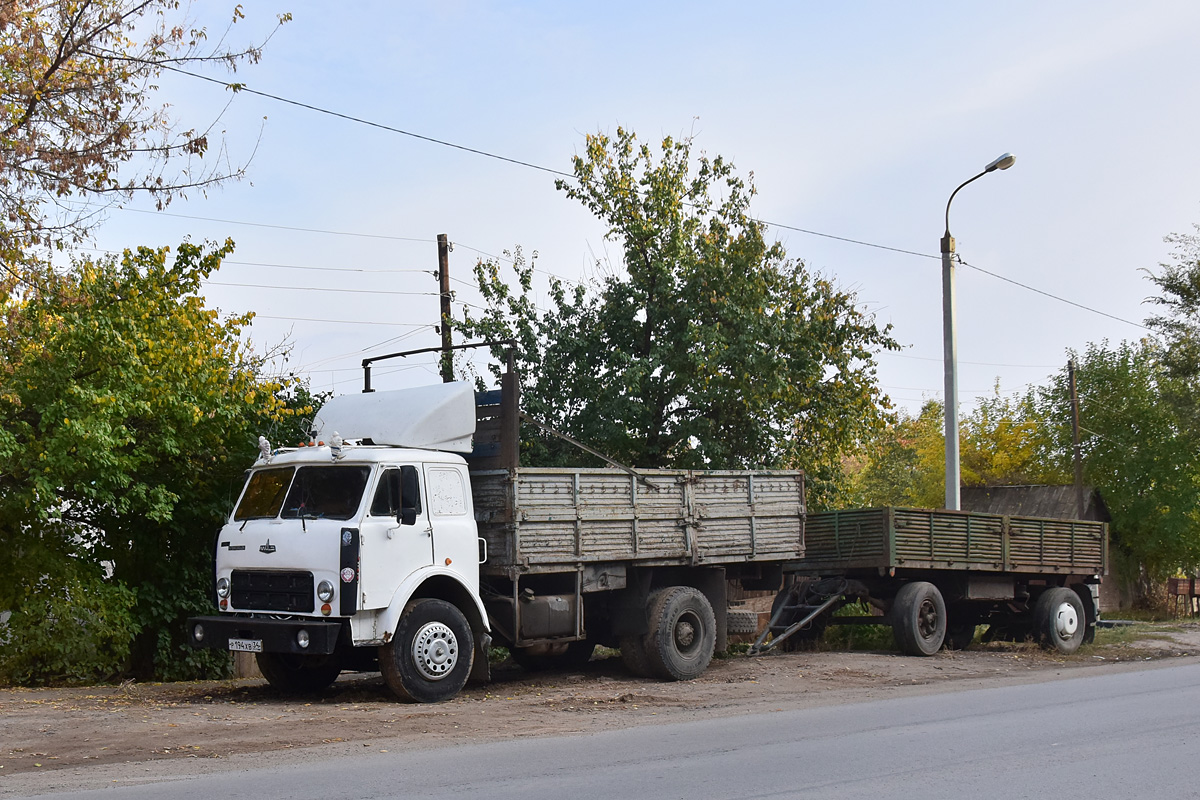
<box><xmin>1034</xmin><ymin>587</ymin><xmax>1086</xmax><ymax>654</ymax></box>
<box><xmin>644</xmin><ymin>586</ymin><xmax>717</xmax><ymax>681</ymax></box>
<box><xmin>379</xmin><ymin>598</ymin><xmax>474</xmax><ymax>703</ymax></box>
<box><xmin>891</xmin><ymin>582</ymin><xmax>946</xmax><ymax>656</ymax></box>
<box><xmin>256</xmin><ymin>652</ymin><xmax>342</xmax><ymax>694</ymax></box>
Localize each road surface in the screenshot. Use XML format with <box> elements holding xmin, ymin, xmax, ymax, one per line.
<box><xmin>8</xmin><ymin>659</ymin><xmax>1198</xmax><ymax>799</ymax></box>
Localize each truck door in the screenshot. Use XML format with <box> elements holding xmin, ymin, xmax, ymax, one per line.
<box><xmin>422</xmin><ymin>463</ymin><xmax>476</xmax><ymax>582</ymax></box>
<box><xmin>358</xmin><ymin>465</ymin><xmax>433</xmax><ymax>610</ymax></box>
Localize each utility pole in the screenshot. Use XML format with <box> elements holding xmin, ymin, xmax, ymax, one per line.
<box><xmin>1069</xmin><ymin>358</ymin><xmax>1085</xmax><ymax>519</ymax></box>
<box><xmin>437</xmin><ymin>233</ymin><xmax>453</xmax><ymax>383</ymax></box>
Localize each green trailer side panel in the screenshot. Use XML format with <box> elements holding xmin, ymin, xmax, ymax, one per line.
<box><xmin>803</xmin><ymin>507</ymin><xmax>1106</xmax><ymax>575</ymax></box>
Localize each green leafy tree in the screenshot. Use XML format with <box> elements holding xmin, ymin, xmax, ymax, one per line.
<box><xmin>847</xmin><ymin>401</ymin><xmax>943</xmax><ymax>508</ymax></box>
<box><xmin>849</xmin><ymin>392</ymin><xmax>1065</xmax><ymax>509</ymax></box>
<box><xmin>1145</xmin><ymin>226</ymin><xmax>1200</xmax><ymax>437</ymax></box>
<box><xmin>0</xmin><ymin>240</ymin><xmax>310</xmax><ymax>683</ymax></box>
<box><xmin>461</xmin><ymin>129</ymin><xmax>898</xmax><ymax>506</ymax></box>
<box><xmin>1035</xmin><ymin>340</ymin><xmax>1199</xmax><ymax>584</ymax></box>
<box><xmin>0</xmin><ymin>0</ymin><xmax>289</xmax><ymax>284</ymax></box>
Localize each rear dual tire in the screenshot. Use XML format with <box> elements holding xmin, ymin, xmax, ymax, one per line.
<box><xmin>621</xmin><ymin>586</ymin><xmax>717</xmax><ymax>681</ymax></box>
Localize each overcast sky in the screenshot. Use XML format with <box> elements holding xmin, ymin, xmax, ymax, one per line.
<box><xmin>85</xmin><ymin>0</ymin><xmax>1200</xmax><ymax>417</ymax></box>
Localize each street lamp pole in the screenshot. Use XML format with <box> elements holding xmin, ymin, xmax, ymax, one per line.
<box><xmin>941</xmin><ymin>152</ymin><xmax>1015</xmax><ymax>510</ymax></box>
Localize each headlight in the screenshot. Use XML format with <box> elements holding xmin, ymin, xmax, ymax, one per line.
<box><xmin>215</xmin><ymin>577</ymin><xmax>230</xmax><ymax>598</ymax></box>
<box><xmin>297</xmin><ymin>629</ymin><xmax>310</xmax><ymax>649</ymax></box>
<box><xmin>317</xmin><ymin>580</ymin><xmax>335</xmax><ymax>603</ymax></box>
<box><xmin>192</xmin><ymin>623</ymin><xmax>205</xmax><ymax>642</ymax></box>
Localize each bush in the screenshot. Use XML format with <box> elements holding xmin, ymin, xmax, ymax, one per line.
<box><xmin>0</xmin><ymin>570</ymin><xmax>138</xmax><ymax>686</ymax></box>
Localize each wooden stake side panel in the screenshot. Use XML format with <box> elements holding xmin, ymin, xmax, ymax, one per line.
<box><xmin>472</xmin><ymin>468</ymin><xmax>805</xmax><ymax>569</ymax></box>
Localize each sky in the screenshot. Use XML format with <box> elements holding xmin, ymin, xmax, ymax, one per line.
<box><xmin>83</xmin><ymin>0</ymin><xmax>1200</xmax><ymax>416</ymax></box>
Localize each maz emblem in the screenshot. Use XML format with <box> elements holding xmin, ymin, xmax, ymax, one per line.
<box><xmin>259</xmin><ymin>539</ymin><xmax>277</xmax><ymax>554</ymax></box>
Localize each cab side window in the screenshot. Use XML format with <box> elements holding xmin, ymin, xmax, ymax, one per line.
<box><xmin>370</xmin><ymin>466</ymin><xmax>422</xmax><ymax>517</ymax></box>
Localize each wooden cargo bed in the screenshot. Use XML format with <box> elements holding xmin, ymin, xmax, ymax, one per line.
<box><xmin>803</xmin><ymin>507</ymin><xmax>1107</xmax><ymax>576</ymax></box>
<box><xmin>472</xmin><ymin>468</ymin><xmax>805</xmax><ymax>572</ymax></box>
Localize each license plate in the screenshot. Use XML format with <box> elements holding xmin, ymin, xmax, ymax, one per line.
<box><xmin>228</xmin><ymin>638</ymin><xmax>263</xmax><ymax>653</ymax></box>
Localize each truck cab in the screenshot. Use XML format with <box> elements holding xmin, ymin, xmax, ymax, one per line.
<box><xmin>188</xmin><ymin>382</ymin><xmax>492</xmax><ymax>702</ymax></box>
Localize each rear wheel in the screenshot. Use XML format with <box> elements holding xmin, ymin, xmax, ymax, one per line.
<box><xmin>379</xmin><ymin>598</ymin><xmax>473</xmax><ymax>703</ymax></box>
<box><xmin>944</xmin><ymin>622</ymin><xmax>975</xmax><ymax>651</ymax></box>
<box><xmin>644</xmin><ymin>586</ymin><xmax>716</xmax><ymax>681</ymax></box>
<box><xmin>256</xmin><ymin>652</ymin><xmax>342</xmax><ymax>694</ymax></box>
<box><xmin>892</xmin><ymin>582</ymin><xmax>946</xmax><ymax>656</ymax></box>
<box><xmin>510</xmin><ymin>640</ymin><xmax>595</xmax><ymax>672</ymax></box>
<box><xmin>619</xmin><ymin>636</ymin><xmax>654</xmax><ymax>678</ymax></box>
<box><xmin>1034</xmin><ymin>587</ymin><xmax>1086</xmax><ymax>654</ymax></box>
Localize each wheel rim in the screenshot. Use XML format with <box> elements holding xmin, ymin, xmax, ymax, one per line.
<box><xmin>674</xmin><ymin>610</ymin><xmax>701</xmax><ymax>656</ymax></box>
<box><xmin>917</xmin><ymin>598</ymin><xmax>940</xmax><ymax>640</ymax></box>
<box><xmin>1053</xmin><ymin>602</ymin><xmax>1079</xmax><ymax>639</ymax></box>
<box><xmin>411</xmin><ymin>621</ymin><xmax>458</xmax><ymax>681</ymax></box>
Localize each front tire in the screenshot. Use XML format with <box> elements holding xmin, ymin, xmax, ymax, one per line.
<box><xmin>892</xmin><ymin>582</ymin><xmax>946</xmax><ymax>656</ymax></box>
<box><xmin>644</xmin><ymin>586</ymin><xmax>716</xmax><ymax>681</ymax></box>
<box><xmin>380</xmin><ymin>598</ymin><xmax>473</xmax><ymax>703</ymax></box>
<box><xmin>1034</xmin><ymin>587</ymin><xmax>1086</xmax><ymax>654</ymax></box>
<box><xmin>256</xmin><ymin>652</ymin><xmax>342</xmax><ymax>694</ymax></box>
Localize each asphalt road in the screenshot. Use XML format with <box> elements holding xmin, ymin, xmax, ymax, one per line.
<box><xmin>12</xmin><ymin>661</ymin><xmax>1200</xmax><ymax>800</ymax></box>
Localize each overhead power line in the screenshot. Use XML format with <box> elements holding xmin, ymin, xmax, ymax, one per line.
<box><xmin>162</xmin><ymin>65</ymin><xmax>576</xmax><ymax>180</ymax></box>
<box><xmin>254</xmin><ymin>315</ymin><xmax>431</xmax><ymax>327</ymax></box>
<box><xmin>956</xmin><ymin>257</ymin><xmax>1151</xmax><ymax>331</ymax></box>
<box><xmin>156</xmin><ymin>67</ymin><xmax>1151</xmax><ymax>334</ymax></box>
<box><xmin>207</xmin><ymin>280</ymin><xmax>437</xmax><ymax>297</ymax></box>
<box><xmin>114</xmin><ymin>206</ymin><xmax>436</xmax><ymax>242</ymax></box>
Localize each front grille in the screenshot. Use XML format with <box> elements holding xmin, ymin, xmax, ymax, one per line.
<box><xmin>231</xmin><ymin>570</ymin><xmax>314</xmax><ymax>613</ymax></box>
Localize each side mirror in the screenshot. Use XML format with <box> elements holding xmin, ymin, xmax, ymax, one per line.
<box><xmin>400</xmin><ymin>507</ymin><xmax>418</xmax><ymax>526</ymax></box>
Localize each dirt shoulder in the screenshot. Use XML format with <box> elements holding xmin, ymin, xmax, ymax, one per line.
<box><xmin>3</xmin><ymin>622</ymin><xmax>1199</xmax><ymax>797</ymax></box>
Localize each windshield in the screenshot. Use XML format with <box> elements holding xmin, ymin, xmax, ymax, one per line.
<box><xmin>233</xmin><ymin>465</ymin><xmax>372</xmax><ymax>522</ymax></box>
<box><xmin>280</xmin><ymin>466</ymin><xmax>371</xmax><ymax>520</ymax></box>
<box><xmin>234</xmin><ymin>467</ymin><xmax>294</xmax><ymax>520</ymax></box>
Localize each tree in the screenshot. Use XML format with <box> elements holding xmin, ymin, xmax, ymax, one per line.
<box><xmin>461</xmin><ymin>129</ymin><xmax>898</xmax><ymax>506</ymax></box>
<box><xmin>1145</xmin><ymin>225</ymin><xmax>1200</xmax><ymax>437</ymax></box>
<box><xmin>847</xmin><ymin>401</ymin><xmax>944</xmax><ymax>508</ymax></box>
<box><xmin>0</xmin><ymin>1</ymin><xmax>289</xmax><ymax>284</ymax></box>
<box><xmin>848</xmin><ymin>392</ymin><xmax>1065</xmax><ymax>510</ymax></box>
<box><xmin>1035</xmin><ymin>340</ymin><xmax>1199</xmax><ymax>585</ymax></box>
<box><xmin>0</xmin><ymin>240</ymin><xmax>311</xmax><ymax>683</ymax></box>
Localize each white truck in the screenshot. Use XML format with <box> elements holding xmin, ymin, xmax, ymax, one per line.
<box><xmin>187</xmin><ymin>373</ymin><xmax>805</xmax><ymax>702</ymax></box>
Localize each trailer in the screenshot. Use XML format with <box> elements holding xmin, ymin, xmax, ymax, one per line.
<box><xmin>752</xmin><ymin>506</ymin><xmax>1108</xmax><ymax>656</ymax></box>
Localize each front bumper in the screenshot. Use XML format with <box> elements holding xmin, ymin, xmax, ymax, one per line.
<box><xmin>187</xmin><ymin>615</ymin><xmax>345</xmax><ymax>655</ymax></box>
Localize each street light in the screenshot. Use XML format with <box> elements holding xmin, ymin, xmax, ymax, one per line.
<box><xmin>941</xmin><ymin>152</ymin><xmax>1016</xmax><ymax>510</ymax></box>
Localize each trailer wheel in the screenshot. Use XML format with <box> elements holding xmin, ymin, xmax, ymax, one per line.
<box><xmin>645</xmin><ymin>586</ymin><xmax>716</xmax><ymax>681</ymax></box>
<box><xmin>256</xmin><ymin>652</ymin><xmax>342</xmax><ymax>694</ymax></box>
<box><xmin>510</xmin><ymin>640</ymin><xmax>595</xmax><ymax>672</ymax></box>
<box><xmin>1034</xmin><ymin>587</ymin><xmax>1086</xmax><ymax>654</ymax></box>
<box><xmin>892</xmin><ymin>582</ymin><xmax>946</xmax><ymax>656</ymax></box>
<box><xmin>379</xmin><ymin>598</ymin><xmax>473</xmax><ymax>703</ymax></box>
<box><xmin>619</xmin><ymin>636</ymin><xmax>654</xmax><ymax>678</ymax></box>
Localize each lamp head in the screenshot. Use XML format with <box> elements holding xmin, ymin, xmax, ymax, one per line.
<box><xmin>985</xmin><ymin>152</ymin><xmax>1016</xmax><ymax>172</ymax></box>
